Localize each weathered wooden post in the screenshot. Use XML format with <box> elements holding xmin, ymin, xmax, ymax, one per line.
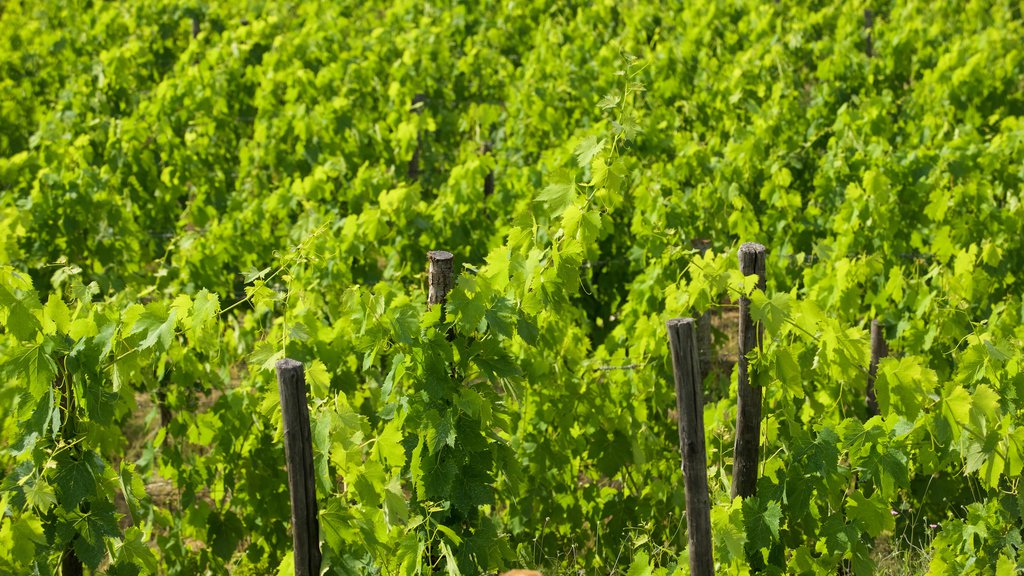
<box><xmin>428</xmin><ymin>250</ymin><xmax>454</xmax><ymax>319</ymax></box>
<box><xmin>864</xmin><ymin>9</ymin><xmax>874</xmax><ymax>58</ymax></box>
<box><xmin>866</xmin><ymin>319</ymin><xmax>887</xmax><ymax>417</ymax></box>
<box><xmin>732</xmin><ymin>242</ymin><xmax>766</xmax><ymax>499</ymax></box>
<box><xmin>667</xmin><ymin>318</ymin><xmax>715</xmax><ymax>576</ymax></box>
<box><xmin>61</xmin><ymin>548</ymin><xmax>83</xmax><ymax>576</ymax></box>
<box><xmin>482</xmin><ymin>143</ymin><xmax>495</xmax><ymax>198</ymax></box>
<box><xmin>408</xmin><ymin>93</ymin><xmax>426</xmax><ymax>181</ymax></box>
<box><xmin>276</xmin><ymin>359</ymin><xmax>321</xmax><ymax>576</ymax></box>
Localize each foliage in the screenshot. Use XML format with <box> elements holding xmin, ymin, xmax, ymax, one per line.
<box><xmin>1</xmin><ymin>0</ymin><xmax>1024</xmax><ymax>574</ymax></box>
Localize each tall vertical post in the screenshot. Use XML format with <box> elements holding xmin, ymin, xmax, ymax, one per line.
<box><xmin>732</xmin><ymin>242</ymin><xmax>766</xmax><ymax>499</ymax></box>
<box><xmin>276</xmin><ymin>359</ymin><xmax>321</xmax><ymax>576</ymax></box>
<box><xmin>428</xmin><ymin>250</ymin><xmax>454</xmax><ymax>321</ymax></box>
<box><xmin>864</xmin><ymin>9</ymin><xmax>875</xmax><ymax>58</ymax></box>
<box><xmin>482</xmin><ymin>142</ymin><xmax>495</xmax><ymax>199</ymax></box>
<box><xmin>408</xmin><ymin>93</ymin><xmax>426</xmax><ymax>181</ymax></box>
<box><xmin>866</xmin><ymin>319</ymin><xmax>887</xmax><ymax>417</ymax></box>
<box><xmin>667</xmin><ymin>318</ymin><xmax>715</xmax><ymax>576</ymax></box>
<box><xmin>61</xmin><ymin>548</ymin><xmax>83</xmax><ymax>576</ymax></box>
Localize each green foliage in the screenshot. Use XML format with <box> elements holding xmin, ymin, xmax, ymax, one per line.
<box><xmin>2</xmin><ymin>0</ymin><xmax>1024</xmax><ymax>574</ymax></box>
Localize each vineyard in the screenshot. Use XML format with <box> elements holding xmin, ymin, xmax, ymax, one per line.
<box><xmin>1</xmin><ymin>0</ymin><xmax>1023</xmax><ymax>574</ymax></box>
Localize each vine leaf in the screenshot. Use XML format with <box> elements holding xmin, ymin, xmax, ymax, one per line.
<box><xmin>846</xmin><ymin>491</ymin><xmax>894</xmax><ymax>537</ymax></box>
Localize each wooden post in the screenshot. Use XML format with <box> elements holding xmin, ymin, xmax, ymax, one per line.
<box><xmin>276</xmin><ymin>359</ymin><xmax>321</xmax><ymax>576</ymax></box>
<box><xmin>408</xmin><ymin>93</ymin><xmax>426</xmax><ymax>181</ymax></box>
<box><xmin>157</xmin><ymin>367</ymin><xmax>173</xmax><ymax>427</ymax></box>
<box><xmin>61</xmin><ymin>547</ymin><xmax>83</xmax><ymax>576</ymax></box>
<box><xmin>866</xmin><ymin>319</ymin><xmax>887</xmax><ymax>417</ymax></box>
<box><xmin>732</xmin><ymin>242</ymin><xmax>766</xmax><ymax>499</ymax></box>
<box><xmin>864</xmin><ymin>9</ymin><xmax>874</xmax><ymax>58</ymax></box>
<box><xmin>428</xmin><ymin>250</ymin><xmax>454</xmax><ymax>321</ymax></box>
<box><xmin>667</xmin><ymin>318</ymin><xmax>715</xmax><ymax>576</ymax></box>
<box><xmin>482</xmin><ymin>143</ymin><xmax>495</xmax><ymax>198</ymax></box>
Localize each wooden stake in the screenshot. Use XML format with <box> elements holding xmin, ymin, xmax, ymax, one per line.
<box><xmin>732</xmin><ymin>242</ymin><xmax>766</xmax><ymax>499</ymax></box>
<box><xmin>864</xmin><ymin>9</ymin><xmax>874</xmax><ymax>58</ymax></box>
<box><xmin>61</xmin><ymin>546</ymin><xmax>83</xmax><ymax>576</ymax></box>
<box><xmin>408</xmin><ymin>93</ymin><xmax>426</xmax><ymax>181</ymax></box>
<box><xmin>667</xmin><ymin>318</ymin><xmax>715</xmax><ymax>576</ymax></box>
<box><xmin>482</xmin><ymin>143</ymin><xmax>495</xmax><ymax>198</ymax></box>
<box><xmin>428</xmin><ymin>250</ymin><xmax>454</xmax><ymax>321</ymax></box>
<box><xmin>276</xmin><ymin>359</ymin><xmax>321</xmax><ymax>576</ymax></box>
<box><xmin>866</xmin><ymin>319</ymin><xmax>887</xmax><ymax>417</ymax></box>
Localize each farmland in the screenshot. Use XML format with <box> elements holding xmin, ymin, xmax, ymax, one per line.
<box><xmin>1</xmin><ymin>0</ymin><xmax>1023</xmax><ymax>574</ymax></box>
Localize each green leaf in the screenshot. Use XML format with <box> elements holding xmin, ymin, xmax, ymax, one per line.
<box><xmin>971</xmin><ymin>384</ymin><xmax>1000</xmax><ymax>422</ymax></box>
<box><xmin>435</xmin><ymin>523</ymin><xmax>463</xmax><ymax>546</ymax></box>
<box><xmin>449</xmin><ymin>277</ymin><xmax>487</xmax><ymax>334</ymax></box>
<box><xmin>188</xmin><ymin>289</ymin><xmax>219</xmax><ymax>333</ymax></box>
<box><xmin>822</xmin><ymin>515</ymin><xmax>852</xmax><ymax>555</ymax></box>
<box><xmin>425</xmin><ymin>411</ymin><xmax>456</xmax><ymax>454</ymax></box>
<box><xmin>625</xmin><ymin>550</ymin><xmax>653</xmax><ymax>576</ymax></box>
<box><xmin>73</xmin><ymin>499</ymin><xmax>119</xmax><ymax>569</ymax></box>
<box><xmin>534</xmin><ymin>169</ymin><xmax>577</xmax><ymax>215</ymax></box>
<box><xmin>23</xmin><ymin>475</ymin><xmax>56</xmax><ymax>511</ymax></box>
<box><xmin>383</xmin><ymin>478</ymin><xmax>409</xmax><ymax>528</ymax></box>
<box><xmin>761</xmin><ymin>501</ymin><xmax>782</xmax><ymax>540</ymax></box>
<box><xmin>0</xmin><ymin>283</ymin><xmax>42</xmax><ymax>341</ymax></box>
<box><xmin>381</xmin><ymin>352</ymin><xmax>406</xmax><ymax>403</ymax></box>
<box><xmin>375</xmin><ymin>417</ymin><xmax>406</xmax><ymax>470</ymax></box>
<box><xmin>208</xmin><ymin>510</ymin><xmax>244</xmax><ymax>560</ymax></box>
<box><xmin>54</xmin><ymin>451</ymin><xmax>102</xmax><ymax>510</ymax></box>
<box><xmin>440</xmin><ymin>541</ymin><xmax>462</xmax><ymax>576</ymax></box>
<box><xmin>847</xmin><ymin>491</ymin><xmax>895</xmax><ymax>537</ymax></box>
<box><xmin>711</xmin><ymin>498</ymin><xmax>746</xmax><ymax>562</ymax></box>
<box><xmin>750</xmin><ymin>290</ymin><xmax>791</xmax><ymax>336</ymax></box>
<box><xmin>119</xmin><ymin>464</ymin><xmax>146</xmax><ymax>525</ymax></box>
<box><xmin>116</xmin><ymin>527</ymin><xmax>157</xmax><ymax>573</ymax></box>
<box><xmin>774</xmin><ymin>348</ymin><xmax>803</xmax><ymax>398</ymax></box>
<box><xmin>945</xmin><ymin>385</ymin><xmax>973</xmax><ymax>428</ymax></box>
<box><xmin>305</xmin><ymin>359</ymin><xmax>331</xmax><ymax>398</ymax></box>
<box><xmin>875</xmin><ymin>357</ymin><xmax>934</xmax><ymax>419</ymax></box>
<box><xmin>251</xmin><ymin>340</ymin><xmax>285</xmax><ymax>372</ymax></box>
<box><xmin>516</xmin><ymin>313</ymin><xmax>539</xmax><ymax>346</ymax></box>
<box><xmin>574</xmin><ymin>135</ymin><xmax>606</xmax><ymax>169</ymax></box>
<box><xmin>132</xmin><ymin>305</ymin><xmax>176</xmax><ymax>351</ymax></box>
<box><xmin>1003</xmin><ymin>428</ymin><xmax>1024</xmax><ymax>477</ymax></box>
<box><xmin>276</xmin><ymin>551</ymin><xmax>296</xmax><ymax>576</ymax></box>
<box><xmin>17</xmin><ymin>387</ymin><xmax>56</xmax><ymax>450</ymax></box>
<box><xmin>4</xmin><ymin>514</ymin><xmax>43</xmax><ymax>564</ymax></box>
<box><xmin>42</xmin><ymin>294</ymin><xmax>71</xmax><ymax>335</ymax></box>
<box><xmin>876</xmin><ymin>447</ymin><xmax>909</xmax><ymax>496</ymax></box>
<box><xmin>242</xmin><ymin>267</ymin><xmax>271</xmax><ymax>284</ymax></box>
<box><xmin>7</xmin><ymin>342</ymin><xmax>58</xmax><ymax>400</ymax></box>
<box><xmin>597</xmin><ymin>92</ymin><xmax>620</xmax><ymax>110</ymax></box>
<box><xmin>996</xmin><ymin>554</ymin><xmax>1016</xmax><ymax>576</ymax></box>
<box><xmin>980</xmin><ymin>439</ymin><xmax>1005</xmax><ymax>488</ymax></box>
<box><xmin>743</xmin><ymin>496</ymin><xmax>781</xmax><ymax>551</ymax></box>
<box><xmin>319</xmin><ymin>498</ymin><xmax>353</xmax><ymax>555</ymax></box>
